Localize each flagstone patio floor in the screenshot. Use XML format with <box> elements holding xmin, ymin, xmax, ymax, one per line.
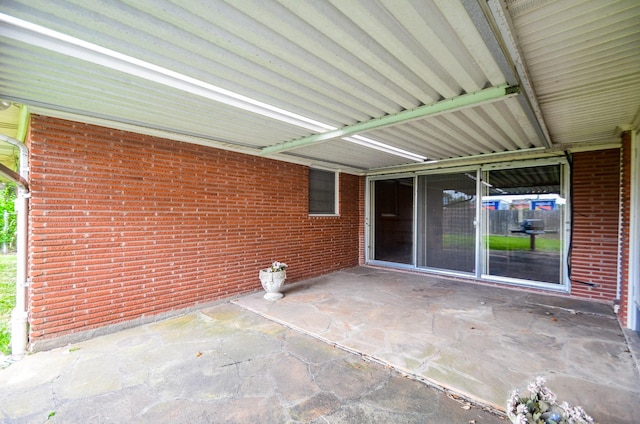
<box><xmin>1</xmin><ymin>266</ymin><xmax>639</xmax><ymax>423</ymax></box>
<box><xmin>234</xmin><ymin>266</ymin><xmax>640</xmax><ymax>424</ymax></box>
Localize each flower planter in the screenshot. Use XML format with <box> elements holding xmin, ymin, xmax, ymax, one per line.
<box><xmin>506</xmin><ymin>377</ymin><xmax>594</xmax><ymax>424</ymax></box>
<box><xmin>259</xmin><ymin>269</ymin><xmax>286</xmax><ymax>300</ymax></box>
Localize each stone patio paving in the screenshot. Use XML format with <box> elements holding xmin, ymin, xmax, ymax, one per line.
<box><xmin>1</xmin><ymin>266</ymin><xmax>639</xmax><ymax>423</ymax></box>
<box><xmin>235</xmin><ymin>266</ymin><xmax>640</xmax><ymax>424</ymax></box>
<box><xmin>0</xmin><ymin>302</ymin><xmax>501</xmax><ymax>423</ymax></box>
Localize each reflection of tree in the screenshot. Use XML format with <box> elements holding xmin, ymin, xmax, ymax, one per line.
<box><xmin>443</xmin><ymin>190</ymin><xmax>474</xmax><ymax>208</ymax></box>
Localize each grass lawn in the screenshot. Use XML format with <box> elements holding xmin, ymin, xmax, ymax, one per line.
<box><xmin>0</xmin><ymin>253</ymin><xmax>16</xmax><ymax>355</ymax></box>
<box><xmin>486</xmin><ymin>235</ymin><xmax>561</xmax><ymax>252</ymax></box>
<box><xmin>443</xmin><ymin>234</ymin><xmax>561</xmax><ymax>252</ymax></box>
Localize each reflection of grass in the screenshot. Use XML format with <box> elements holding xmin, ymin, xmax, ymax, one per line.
<box><xmin>0</xmin><ymin>254</ymin><xmax>16</xmax><ymax>355</ymax></box>
<box><xmin>442</xmin><ymin>234</ymin><xmax>560</xmax><ymax>252</ymax></box>
<box><xmin>486</xmin><ymin>235</ymin><xmax>560</xmax><ymax>252</ymax></box>
<box><xmin>443</xmin><ymin>234</ymin><xmax>475</xmax><ymax>249</ymax></box>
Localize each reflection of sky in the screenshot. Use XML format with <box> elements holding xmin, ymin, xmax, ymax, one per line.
<box><xmin>484</xmin><ymin>193</ymin><xmax>566</xmax><ymax>205</ymax></box>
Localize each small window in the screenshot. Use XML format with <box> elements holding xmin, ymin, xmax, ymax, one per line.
<box><xmin>309</xmin><ymin>168</ymin><xmax>338</xmax><ymax>215</ymax></box>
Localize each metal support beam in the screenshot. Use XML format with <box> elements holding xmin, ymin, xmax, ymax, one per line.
<box><xmin>261</xmin><ymin>84</ymin><xmax>519</xmax><ymax>156</ymax></box>
<box><xmin>0</xmin><ymin>163</ymin><xmax>28</xmax><ymax>191</ymax></box>
<box><xmin>16</xmin><ymin>104</ymin><xmax>30</xmax><ymax>143</ymax></box>
<box><xmin>482</xmin><ymin>0</ymin><xmax>553</xmax><ymax>149</ymax></box>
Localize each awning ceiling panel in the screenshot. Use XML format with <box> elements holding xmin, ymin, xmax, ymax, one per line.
<box><xmin>1</xmin><ymin>39</ymin><xmax>318</xmax><ymax>148</ymax></box>
<box><xmin>0</xmin><ymin>0</ymin><xmax>638</xmax><ymax>174</ymax></box>
<box><xmin>507</xmin><ymin>0</ymin><xmax>640</xmax><ymax>146</ymax></box>
<box><xmin>284</xmin><ymin>140</ymin><xmax>413</xmax><ymax>171</ymax></box>
<box><xmin>364</xmin><ymin>96</ymin><xmax>543</xmax><ymax>159</ymax></box>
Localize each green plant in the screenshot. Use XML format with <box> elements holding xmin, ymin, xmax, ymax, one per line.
<box><xmin>266</xmin><ymin>261</ymin><xmax>288</xmax><ymax>272</ymax></box>
<box><xmin>0</xmin><ymin>253</ymin><xmax>17</xmax><ymax>355</ymax></box>
<box><xmin>0</xmin><ymin>184</ymin><xmax>17</xmax><ymax>252</ymax></box>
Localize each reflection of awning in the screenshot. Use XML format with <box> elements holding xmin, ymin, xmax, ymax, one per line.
<box><xmin>487</xmin><ymin>165</ymin><xmax>561</xmax><ymax>195</ymax></box>
<box><xmin>0</xmin><ymin>102</ymin><xmax>29</xmax><ymax>174</ymax></box>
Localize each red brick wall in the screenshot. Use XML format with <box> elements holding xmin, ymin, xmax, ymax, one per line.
<box><xmin>569</xmin><ymin>149</ymin><xmax>621</xmax><ymax>302</ymax></box>
<box><xmin>618</xmin><ymin>132</ymin><xmax>632</xmax><ymax>325</ymax></box>
<box><xmin>27</xmin><ymin>115</ymin><xmax>362</xmax><ymax>343</ymax></box>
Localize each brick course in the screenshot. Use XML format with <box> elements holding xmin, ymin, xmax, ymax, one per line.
<box><xmin>27</xmin><ymin>115</ymin><xmax>362</xmax><ymax>343</ymax></box>
<box><xmin>618</xmin><ymin>132</ymin><xmax>632</xmax><ymax>325</ymax></box>
<box><xmin>569</xmin><ymin>149</ymin><xmax>621</xmax><ymax>303</ymax></box>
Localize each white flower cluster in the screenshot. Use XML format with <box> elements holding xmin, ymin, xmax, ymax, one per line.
<box><xmin>506</xmin><ymin>377</ymin><xmax>594</xmax><ymax>424</ymax></box>
<box><xmin>267</xmin><ymin>261</ymin><xmax>288</xmax><ymax>273</ymax></box>
<box><xmin>528</xmin><ymin>376</ymin><xmax>558</xmax><ymax>404</ymax></box>
<box><xmin>560</xmin><ymin>402</ymin><xmax>593</xmax><ymax>424</ymax></box>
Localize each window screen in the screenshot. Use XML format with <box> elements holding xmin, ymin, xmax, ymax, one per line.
<box><xmin>309</xmin><ymin>169</ymin><xmax>336</xmax><ymax>214</ymax></box>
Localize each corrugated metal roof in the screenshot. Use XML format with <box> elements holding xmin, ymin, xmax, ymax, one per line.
<box><xmin>506</xmin><ymin>0</ymin><xmax>640</xmax><ymax>145</ymax></box>
<box><xmin>0</xmin><ymin>0</ymin><xmax>638</xmax><ymax>174</ymax></box>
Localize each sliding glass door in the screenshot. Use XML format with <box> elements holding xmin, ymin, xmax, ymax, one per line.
<box><xmin>368</xmin><ymin>160</ymin><xmax>568</xmax><ymax>287</ymax></box>
<box><xmin>481</xmin><ymin>164</ymin><xmax>566</xmax><ymax>284</ymax></box>
<box><xmin>417</xmin><ymin>172</ymin><xmax>477</xmax><ymax>273</ymax></box>
<box><xmin>372</xmin><ymin>178</ymin><xmax>414</xmax><ymax>264</ymax></box>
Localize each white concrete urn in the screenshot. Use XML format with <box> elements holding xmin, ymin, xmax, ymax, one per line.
<box><xmin>259</xmin><ymin>269</ymin><xmax>286</xmax><ymax>300</ymax></box>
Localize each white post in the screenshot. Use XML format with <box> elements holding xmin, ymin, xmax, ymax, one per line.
<box><xmin>627</xmin><ymin>130</ymin><xmax>639</xmax><ymax>330</ymax></box>
<box><xmin>0</xmin><ymin>133</ymin><xmax>29</xmax><ymax>356</ymax></box>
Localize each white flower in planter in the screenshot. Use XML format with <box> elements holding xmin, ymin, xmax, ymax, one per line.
<box><xmin>267</xmin><ymin>261</ymin><xmax>287</xmax><ymax>273</ymax></box>
<box><xmin>506</xmin><ymin>376</ymin><xmax>594</xmax><ymax>424</ymax></box>
<box><xmin>259</xmin><ymin>261</ymin><xmax>288</xmax><ymax>300</ymax></box>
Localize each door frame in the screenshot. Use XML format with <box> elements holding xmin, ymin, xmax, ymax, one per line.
<box><xmin>478</xmin><ymin>159</ymin><xmax>570</xmax><ymax>290</ymax></box>
<box><xmin>365</xmin><ymin>173</ymin><xmax>417</xmax><ymax>269</ymax></box>
<box><xmin>364</xmin><ymin>158</ymin><xmax>570</xmax><ymax>291</ymax></box>
<box><xmin>415</xmin><ymin>166</ymin><xmax>480</xmax><ymax>277</ymax></box>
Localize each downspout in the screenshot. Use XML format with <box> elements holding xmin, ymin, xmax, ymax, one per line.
<box><xmin>0</xmin><ymin>128</ymin><xmax>30</xmax><ymax>355</ymax></box>
<box><xmin>626</xmin><ymin>129</ymin><xmax>639</xmax><ymax>329</ymax></box>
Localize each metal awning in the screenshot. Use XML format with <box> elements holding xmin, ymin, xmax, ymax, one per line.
<box><xmin>0</xmin><ymin>0</ymin><xmax>638</xmax><ymax>174</ymax></box>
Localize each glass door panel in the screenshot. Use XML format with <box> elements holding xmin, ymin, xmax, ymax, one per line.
<box><xmin>417</xmin><ymin>172</ymin><xmax>476</xmax><ymax>273</ymax></box>
<box><xmin>373</xmin><ymin>178</ymin><xmax>414</xmax><ymax>264</ymax></box>
<box><xmin>482</xmin><ymin>164</ymin><xmax>565</xmax><ymax>284</ymax></box>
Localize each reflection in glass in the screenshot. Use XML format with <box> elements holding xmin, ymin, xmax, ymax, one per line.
<box><xmin>482</xmin><ymin>165</ymin><xmax>564</xmax><ymax>284</ymax></box>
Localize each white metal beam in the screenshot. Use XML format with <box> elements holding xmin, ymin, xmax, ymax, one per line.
<box><xmin>261</xmin><ymin>84</ymin><xmax>520</xmax><ymax>156</ymax></box>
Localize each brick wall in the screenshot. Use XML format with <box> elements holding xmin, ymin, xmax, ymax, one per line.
<box><xmin>569</xmin><ymin>148</ymin><xmax>621</xmax><ymax>302</ymax></box>
<box><xmin>25</xmin><ymin>115</ymin><xmax>631</xmax><ymax>343</ymax></box>
<box><xmin>27</xmin><ymin>115</ymin><xmax>362</xmax><ymax>344</ymax></box>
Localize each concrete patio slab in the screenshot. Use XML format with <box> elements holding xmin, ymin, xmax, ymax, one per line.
<box><xmin>234</xmin><ymin>266</ymin><xmax>640</xmax><ymax>424</ymax></box>
<box><xmin>0</xmin><ymin>302</ymin><xmax>502</xmax><ymax>423</ymax></box>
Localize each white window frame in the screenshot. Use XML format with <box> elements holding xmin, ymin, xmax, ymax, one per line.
<box><xmin>309</xmin><ymin>167</ymin><xmax>339</xmax><ymax>216</ymax></box>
